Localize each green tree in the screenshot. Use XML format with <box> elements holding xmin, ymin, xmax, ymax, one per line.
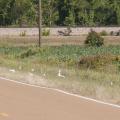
<box><xmin>0</xmin><ymin>0</ymin><xmax>120</xmax><ymax>27</ymax></box>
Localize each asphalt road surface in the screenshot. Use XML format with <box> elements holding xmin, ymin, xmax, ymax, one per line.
<box><xmin>0</xmin><ymin>79</ymin><xmax>120</xmax><ymax>120</ymax></box>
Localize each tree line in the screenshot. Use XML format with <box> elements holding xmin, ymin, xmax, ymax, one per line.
<box><xmin>0</xmin><ymin>0</ymin><xmax>120</xmax><ymax>27</ymax></box>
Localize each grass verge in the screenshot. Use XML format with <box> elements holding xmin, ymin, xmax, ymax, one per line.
<box><xmin>0</xmin><ymin>45</ymin><xmax>120</xmax><ymax>105</ymax></box>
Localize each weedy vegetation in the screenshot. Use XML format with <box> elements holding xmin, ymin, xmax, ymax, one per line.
<box><xmin>0</xmin><ymin>36</ymin><xmax>120</xmax><ymax>105</ymax></box>
<box><xmin>42</xmin><ymin>29</ymin><xmax>50</xmax><ymax>36</ymax></box>
<box><xmin>99</xmin><ymin>30</ymin><xmax>108</xmax><ymax>36</ymax></box>
<box><xmin>85</xmin><ymin>30</ymin><xmax>104</xmax><ymax>47</ymax></box>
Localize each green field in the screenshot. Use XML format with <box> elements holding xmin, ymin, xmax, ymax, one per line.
<box><xmin>0</xmin><ymin>45</ymin><xmax>120</xmax><ymax>67</ymax></box>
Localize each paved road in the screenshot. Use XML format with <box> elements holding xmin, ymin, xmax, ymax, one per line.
<box><xmin>0</xmin><ymin>79</ymin><xmax>120</xmax><ymax>120</ymax></box>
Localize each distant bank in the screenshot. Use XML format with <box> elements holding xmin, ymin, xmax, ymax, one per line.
<box><xmin>0</xmin><ymin>27</ymin><xmax>120</xmax><ymax>36</ymax></box>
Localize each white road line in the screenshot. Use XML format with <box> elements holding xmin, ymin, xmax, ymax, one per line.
<box><xmin>0</xmin><ymin>76</ymin><xmax>120</xmax><ymax>109</ymax></box>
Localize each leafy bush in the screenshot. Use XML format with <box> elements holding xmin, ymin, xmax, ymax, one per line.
<box><xmin>85</xmin><ymin>30</ymin><xmax>104</xmax><ymax>47</ymax></box>
<box><xmin>42</xmin><ymin>29</ymin><xmax>50</xmax><ymax>36</ymax></box>
<box><xmin>99</xmin><ymin>30</ymin><xmax>108</xmax><ymax>36</ymax></box>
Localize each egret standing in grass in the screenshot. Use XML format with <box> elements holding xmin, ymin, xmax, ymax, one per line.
<box><xmin>58</xmin><ymin>69</ymin><xmax>65</xmax><ymax>78</ymax></box>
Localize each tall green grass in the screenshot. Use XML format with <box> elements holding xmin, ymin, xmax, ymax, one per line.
<box><xmin>0</xmin><ymin>45</ymin><xmax>120</xmax><ymax>67</ymax></box>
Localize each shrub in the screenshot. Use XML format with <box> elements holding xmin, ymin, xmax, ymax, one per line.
<box><xmin>116</xmin><ymin>30</ymin><xmax>120</xmax><ymax>36</ymax></box>
<box><xmin>20</xmin><ymin>31</ymin><xmax>26</xmax><ymax>37</ymax></box>
<box><xmin>42</xmin><ymin>29</ymin><xmax>50</xmax><ymax>36</ymax></box>
<box><xmin>58</xmin><ymin>27</ymin><xmax>72</xmax><ymax>36</ymax></box>
<box><xmin>110</xmin><ymin>30</ymin><xmax>120</xmax><ymax>36</ymax></box>
<box><xmin>99</xmin><ymin>30</ymin><xmax>108</xmax><ymax>36</ymax></box>
<box><xmin>18</xmin><ymin>48</ymin><xmax>38</xmax><ymax>58</ymax></box>
<box><xmin>110</xmin><ymin>31</ymin><xmax>114</xmax><ymax>36</ymax></box>
<box><xmin>85</xmin><ymin>30</ymin><xmax>104</xmax><ymax>47</ymax></box>
<box><xmin>78</xmin><ymin>54</ymin><xmax>114</xmax><ymax>69</ymax></box>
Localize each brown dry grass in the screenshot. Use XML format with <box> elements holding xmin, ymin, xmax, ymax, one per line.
<box><xmin>0</xmin><ymin>36</ymin><xmax>120</xmax><ymax>46</ymax></box>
